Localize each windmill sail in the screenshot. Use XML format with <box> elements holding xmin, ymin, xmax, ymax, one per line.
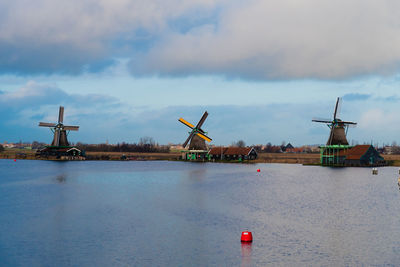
<box><xmin>312</xmin><ymin>98</ymin><xmax>357</xmax><ymax>146</ymax></box>
<box><xmin>58</xmin><ymin>106</ymin><xmax>64</xmax><ymax>124</ymax></box>
<box><xmin>39</xmin><ymin>106</ymin><xmax>79</xmax><ymax>147</ymax></box>
<box><xmin>179</xmin><ymin>111</ymin><xmax>212</xmax><ymax>150</ymax></box>
<box><xmin>182</xmin><ymin>131</ymin><xmax>195</xmax><ymax>148</ymax></box>
<box><xmin>52</xmin><ymin>130</ymin><xmax>60</xmax><ymax>147</ymax></box>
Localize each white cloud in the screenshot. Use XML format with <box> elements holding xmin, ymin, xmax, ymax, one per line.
<box><xmin>136</xmin><ymin>0</ymin><xmax>400</xmax><ymax>80</ymax></box>
<box><xmin>2</xmin><ymin>0</ymin><xmax>400</xmax><ymax>79</ymax></box>
<box><xmin>0</xmin><ymin>0</ymin><xmax>219</xmax><ymax>42</ymax></box>
<box><xmin>358</xmin><ymin>109</ymin><xmax>400</xmax><ymax>129</ymax></box>
<box><xmin>0</xmin><ymin>0</ymin><xmax>222</xmax><ymax>73</ymax></box>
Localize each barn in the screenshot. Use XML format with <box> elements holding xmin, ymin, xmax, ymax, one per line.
<box><xmin>208</xmin><ymin>146</ymin><xmax>258</xmax><ymax>161</ymax></box>
<box><xmin>320</xmin><ymin>144</ymin><xmax>385</xmax><ymax>166</ymax></box>
<box><xmin>344</xmin><ymin>145</ymin><xmax>385</xmax><ymax>166</ymax></box>
<box><xmin>36</xmin><ymin>146</ymin><xmax>85</xmax><ymax>160</ymax></box>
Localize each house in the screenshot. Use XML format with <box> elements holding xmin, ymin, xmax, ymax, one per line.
<box><xmin>344</xmin><ymin>145</ymin><xmax>385</xmax><ymax>166</ymax></box>
<box><xmin>320</xmin><ymin>144</ymin><xmax>385</xmax><ymax>166</ymax></box>
<box><xmin>208</xmin><ymin>146</ymin><xmax>258</xmax><ymax>161</ymax></box>
<box><xmin>208</xmin><ymin>146</ymin><xmax>228</xmax><ymax>160</ymax></box>
<box><xmin>282</xmin><ymin>143</ymin><xmax>295</xmax><ymax>153</ymax></box>
<box><xmin>36</xmin><ymin>146</ymin><xmax>85</xmax><ymax>160</ymax></box>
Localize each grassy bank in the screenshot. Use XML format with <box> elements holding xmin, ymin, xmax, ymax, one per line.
<box><xmin>0</xmin><ymin>149</ymin><xmax>321</xmax><ymax>164</ymax></box>
<box><xmin>0</xmin><ymin>148</ymin><xmax>37</xmax><ymax>160</ymax></box>
<box><xmin>84</xmin><ymin>151</ymin><xmax>181</xmax><ymax>161</ymax></box>
<box><xmin>2</xmin><ymin>149</ymin><xmax>400</xmax><ymax>166</ymax></box>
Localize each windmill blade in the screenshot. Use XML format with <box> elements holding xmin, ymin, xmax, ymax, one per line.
<box><xmin>53</xmin><ymin>130</ymin><xmax>60</xmax><ymax>146</ymax></box>
<box><xmin>341</xmin><ymin>121</ymin><xmax>357</xmax><ymax>125</ymax></box>
<box><xmin>336</xmin><ymin>97</ymin><xmax>342</xmax><ymax>118</ymax></box>
<box><xmin>39</xmin><ymin>122</ymin><xmax>56</xmax><ymax>127</ymax></box>
<box><xmin>58</xmin><ymin>106</ymin><xmax>64</xmax><ymax>124</ymax></box>
<box><xmin>312</xmin><ymin>118</ymin><xmax>332</xmax><ymax>123</ymax></box>
<box><xmin>312</xmin><ymin>117</ymin><xmax>332</xmax><ymax>123</ymax></box>
<box><xmin>178</xmin><ymin>118</ymin><xmax>194</xmax><ymax>129</ymax></box>
<box><xmin>182</xmin><ymin>131</ymin><xmax>195</xmax><ymax>148</ymax></box>
<box><xmin>195</xmin><ymin>111</ymin><xmax>208</xmax><ymax>129</ymax></box>
<box><xmin>333</xmin><ymin>97</ymin><xmax>341</xmax><ymax>120</ymax></box>
<box><xmin>327</xmin><ymin>127</ymin><xmax>334</xmax><ymax>146</ymax></box>
<box><xmin>64</xmin><ymin>126</ymin><xmax>79</xmax><ymax>131</ymax></box>
<box><xmin>196</xmin><ymin>132</ymin><xmax>212</xmax><ymax>142</ymax></box>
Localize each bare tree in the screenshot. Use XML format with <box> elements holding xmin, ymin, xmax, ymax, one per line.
<box><xmin>232</xmin><ymin>140</ymin><xmax>246</xmax><ymax>147</ymax></box>
<box><xmin>139</xmin><ymin>136</ymin><xmax>155</xmax><ymax>146</ymax></box>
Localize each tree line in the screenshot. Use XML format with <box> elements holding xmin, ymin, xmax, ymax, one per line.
<box><xmin>75</xmin><ymin>137</ymin><xmax>169</xmax><ymax>153</ymax></box>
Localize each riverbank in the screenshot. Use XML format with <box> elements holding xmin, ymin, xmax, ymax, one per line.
<box><xmin>2</xmin><ymin>149</ymin><xmax>400</xmax><ymax>166</ymax></box>
<box><xmin>0</xmin><ymin>149</ymin><xmax>319</xmax><ymax>163</ymax></box>
<box><xmin>0</xmin><ymin>149</ymin><xmax>182</xmax><ymax>161</ymax></box>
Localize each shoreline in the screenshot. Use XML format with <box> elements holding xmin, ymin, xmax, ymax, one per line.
<box><xmin>2</xmin><ymin>150</ymin><xmax>400</xmax><ymax>166</ymax></box>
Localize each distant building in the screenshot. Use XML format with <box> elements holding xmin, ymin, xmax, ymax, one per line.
<box><xmin>283</xmin><ymin>143</ymin><xmax>295</xmax><ymax>153</ymax></box>
<box><xmin>2</xmin><ymin>143</ymin><xmax>15</xmax><ymax>148</ymax></box>
<box><xmin>169</xmin><ymin>144</ymin><xmax>184</xmax><ymax>150</ymax></box>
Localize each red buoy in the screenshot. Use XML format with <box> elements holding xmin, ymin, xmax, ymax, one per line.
<box><xmin>241</xmin><ymin>231</ymin><xmax>253</xmax><ymax>242</ymax></box>
<box><xmin>14</xmin><ymin>159</ymin><xmax>16</xmax><ymax>162</ymax></box>
<box><xmin>257</xmin><ymin>169</ymin><xmax>260</xmax><ymax>172</ymax></box>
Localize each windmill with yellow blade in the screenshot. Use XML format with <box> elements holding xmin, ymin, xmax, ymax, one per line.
<box><xmin>178</xmin><ymin>111</ymin><xmax>212</xmax><ymax>151</ymax></box>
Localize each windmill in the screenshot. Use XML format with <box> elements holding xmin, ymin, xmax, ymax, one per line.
<box><xmin>312</xmin><ymin>97</ymin><xmax>357</xmax><ymax>146</ymax></box>
<box><xmin>39</xmin><ymin>106</ymin><xmax>79</xmax><ymax>147</ymax></box>
<box><xmin>178</xmin><ymin>111</ymin><xmax>212</xmax><ymax>150</ymax></box>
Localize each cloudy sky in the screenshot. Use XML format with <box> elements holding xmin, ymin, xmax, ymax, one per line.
<box><xmin>1</xmin><ymin>0</ymin><xmax>400</xmax><ymax>146</ymax></box>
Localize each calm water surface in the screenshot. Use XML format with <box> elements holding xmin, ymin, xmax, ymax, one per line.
<box><xmin>1</xmin><ymin>159</ymin><xmax>400</xmax><ymax>266</ymax></box>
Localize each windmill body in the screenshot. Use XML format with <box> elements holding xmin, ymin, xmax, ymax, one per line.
<box><xmin>39</xmin><ymin>106</ymin><xmax>79</xmax><ymax>147</ymax></box>
<box><xmin>326</xmin><ymin>120</ymin><xmax>349</xmax><ymax>145</ymax></box>
<box><xmin>312</xmin><ymin>98</ymin><xmax>357</xmax><ymax>146</ymax></box>
<box><xmin>179</xmin><ymin>111</ymin><xmax>212</xmax><ymax>151</ymax></box>
<box><xmin>188</xmin><ymin>134</ymin><xmax>207</xmax><ymax>150</ymax></box>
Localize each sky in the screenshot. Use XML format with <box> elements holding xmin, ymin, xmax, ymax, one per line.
<box><xmin>1</xmin><ymin>0</ymin><xmax>400</xmax><ymax>146</ymax></box>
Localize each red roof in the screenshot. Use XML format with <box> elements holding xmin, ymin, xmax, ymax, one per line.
<box><xmin>322</xmin><ymin>145</ymin><xmax>373</xmax><ymax>159</ymax></box>
<box><xmin>208</xmin><ymin>147</ymin><xmax>228</xmax><ymax>155</ymax></box>
<box><xmin>345</xmin><ymin>145</ymin><xmax>371</xmax><ymax>160</ymax></box>
<box><xmin>223</xmin><ymin>147</ymin><xmax>254</xmax><ymax>156</ymax></box>
<box><xmin>208</xmin><ymin>146</ymin><xmax>255</xmax><ymax>156</ymax></box>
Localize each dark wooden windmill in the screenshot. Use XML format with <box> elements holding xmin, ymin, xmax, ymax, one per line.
<box><xmin>39</xmin><ymin>106</ymin><xmax>79</xmax><ymax>147</ymax></box>
<box><xmin>179</xmin><ymin>111</ymin><xmax>212</xmax><ymax>150</ymax></box>
<box><xmin>312</xmin><ymin>97</ymin><xmax>357</xmax><ymax>145</ymax></box>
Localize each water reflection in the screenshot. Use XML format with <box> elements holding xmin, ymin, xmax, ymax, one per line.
<box><xmin>187</xmin><ymin>166</ymin><xmax>207</xmax><ymax>182</ymax></box>
<box><xmin>55</xmin><ymin>161</ymin><xmax>68</xmax><ymax>184</ymax></box>
<box><xmin>56</xmin><ymin>174</ymin><xmax>67</xmax><ymax>184</ymax></box>
<box><xmin>241</xmin><ymin>243</ymin><xmax>252</xmax><ymax>267</ymax></box>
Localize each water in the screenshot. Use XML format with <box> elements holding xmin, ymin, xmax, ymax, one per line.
<box><xmin>1</xmin><ymin>159</ymin><xmax>400</xmax><ymax>266</ymax></box>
